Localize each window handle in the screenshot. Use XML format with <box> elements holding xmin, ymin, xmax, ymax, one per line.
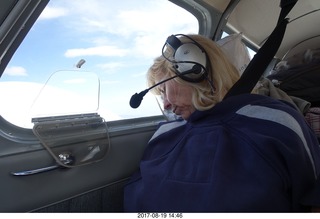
<box><xmin>11</xmin><ymin>152</ymin><xmax>74</xmax><ymax>176</ymax></box>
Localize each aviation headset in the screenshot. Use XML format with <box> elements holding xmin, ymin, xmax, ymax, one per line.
<box><xmin>162</xmin><ymin>34</ymin><xmax>209</xmax><ymax>83</ymax></box>
<box><xmin>129</xmin><ymin>34</ymin><xmax>214</xmax><ymax>109</ymax></box>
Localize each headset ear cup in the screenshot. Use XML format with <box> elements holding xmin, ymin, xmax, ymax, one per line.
<box><xmin>174</xmin><ymin>43</ymin><xmax>207</xmax><ymax>82</ymax></box>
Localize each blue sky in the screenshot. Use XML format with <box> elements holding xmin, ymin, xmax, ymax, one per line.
<box><xmin>0</xmin><ymin>0</ymin><xmax>199</xmax><ymax>127</ymax></box>
<box><xmin>4</xmin><ymin>0</ymin><xmax>197</xmax><ymax>80</ymax></box>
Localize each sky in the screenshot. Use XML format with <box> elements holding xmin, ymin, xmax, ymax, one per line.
<box><xmin>0</xmin><ymin>0</ymin><xmax>199</xmax><ymax>128</ymax></box>
<box><xmin>3</xmin><ymin>0</ymin><xmax>197</xmax><ymax>79</ymax></box>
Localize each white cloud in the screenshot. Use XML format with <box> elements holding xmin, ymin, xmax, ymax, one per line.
<box><xmin>97</xmin><ymin>62</ymin><xmax>124</xmax><ymax>71</ymax></box>
<box><xmin>63</xmin><ymin>78</ymin><xmax>87</xmax><ymax>84</ymax></box>
<box><xmin>64</xmin><ymin>46</ymin><xmax>128</xmax><ymax>58</ymax></box>
<box><xmin>100</xmin><ymin>80</ymin><xmax>120</xmax><ymax>85</ymax></box>
<box><xmin>54</xmin><ymin>0</ymin><xmax>198</xmax><ymax>59</ymax></box>
<box><xmin>39</xmin><ymin>6</ymin><xmax>69</xmax><ymax>20</ymax></box>
<box><xmin>0</xmin><ymin>81</ymin><xmax>121</xmax><ymax>128</ymax></box>
<box><xmin>3</xmin><ymin>66</ymin><xmax>28</xmax><ymax>76</ymax></box>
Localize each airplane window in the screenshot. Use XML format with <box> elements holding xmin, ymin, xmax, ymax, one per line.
<box><xmin>0</xmin><ymin>0</ymin><xmax>198</xmax><ymax>128</ymax></box>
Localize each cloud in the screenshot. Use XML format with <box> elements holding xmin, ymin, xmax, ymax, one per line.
<box><xmin>64</xmin><ymin>46</ymin><xmax>128</xmax><ymax>58</ymax></box>
<box><xmin>39</xmin><ymin>6</ymin><xmax>69</xmax><ymax>20</ymax></box>
<box><xmin>63</xmin><ymin>78</ymin><xmax>87</xmax><ymax>84</ymax></box>
<box><xmin>101</xmin><ymin>80</ymin><xmax>120</xmax><ymax>85</ymax></box>
<box><xmin>0</xmin><ymin>81</ymin><xmax>120</xmax><ymax>128</ymax></box>
<box><xmin>3</xmin><ymin>66</ymin><xmax>28</xmax><ymax>76</ymax></box>
<box><xmin>53</xmin><ymin>0</ymin><xmax>198</xmax><ymax>59</ymax></box>
<box><xmin>97</xmin><ymin>62</ymin><xmax>124</xmax><ymax>71</ymax></box>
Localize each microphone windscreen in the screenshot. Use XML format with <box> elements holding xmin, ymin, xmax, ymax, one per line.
<box><xmin>130</xmin><ymin>93</ymin><xmax>142</xmax><ymax>108</ymax></box>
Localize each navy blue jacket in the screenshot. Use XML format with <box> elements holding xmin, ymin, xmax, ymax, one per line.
<box><xmin>124</xmin><ymin>94</ymin><xmax>320</xmax><ymax>212</ymax></box>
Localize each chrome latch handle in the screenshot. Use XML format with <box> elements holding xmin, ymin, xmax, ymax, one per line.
<box><xmin>11</xmin><ymin>152</ymin><xmax>74</xmax><ymax>176</ymax></box>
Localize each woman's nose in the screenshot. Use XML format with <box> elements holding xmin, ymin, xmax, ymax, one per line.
<box><xmin>163</xmin><ymin>97</ymin><xmax>172</xmax><ymax>110</ymax></box>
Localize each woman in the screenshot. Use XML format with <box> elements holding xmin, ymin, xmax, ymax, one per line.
<box><xmin>124</xmin><ymin>34</ymin><xmax>320</xmax><ymax>212</ymax></box>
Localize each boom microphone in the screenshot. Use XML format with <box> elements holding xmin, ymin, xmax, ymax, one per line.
<box><xmin>130</xmin><ymin>75</ymin><xmax>177</xmax><ymax>109</ymax></box>
<box><xmin>129</xmin><ymin>64</ymin><xmax>202</xmax><ymax>108</ymax></box>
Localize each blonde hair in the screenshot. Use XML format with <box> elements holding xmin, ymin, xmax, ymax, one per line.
<box><xmin>147</xmin><ymin>34</ymin><xmax>240</xmax><ymax>111</ymax></box>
